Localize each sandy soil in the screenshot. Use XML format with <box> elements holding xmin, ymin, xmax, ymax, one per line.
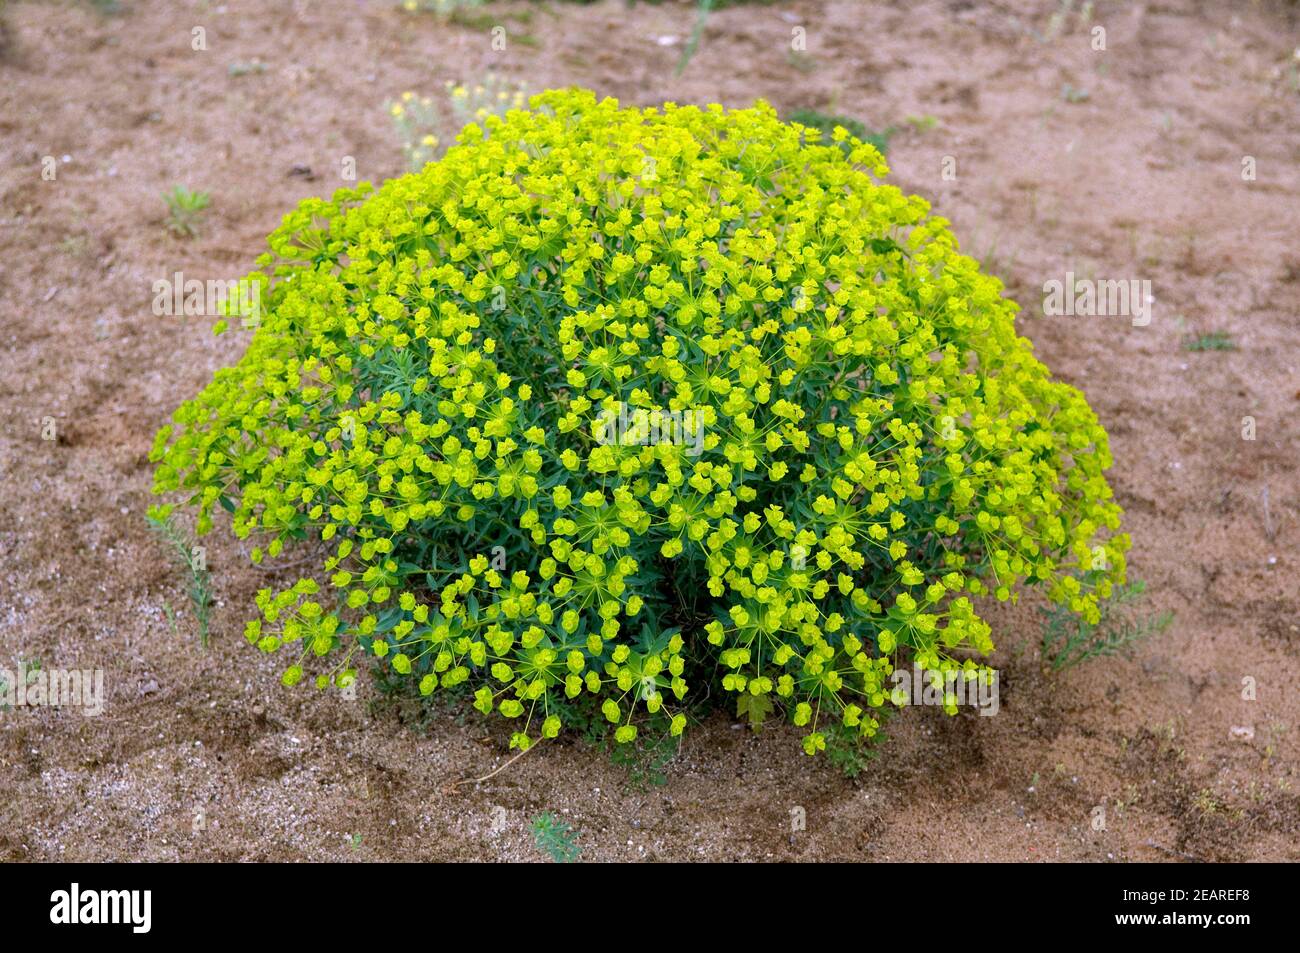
<box><xmin>1</xmin><ymin>0</ymin><xmax>1297</xmax><ymax>862</ymax></box>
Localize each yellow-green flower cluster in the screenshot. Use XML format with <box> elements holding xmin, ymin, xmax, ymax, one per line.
<box><xmin>389</xmin><ymin>78</ymin><xmax>529</xmax><ymax>171</ymax></box>
<box><xmin>150</xmin><ymin>89</ymin><xmax>1129</xmax><ymax>755</ymax></box>
<box><xmin>400</xmin><ymin>0</ymin><xmax>483</xmax><ymax>17</ymax></box>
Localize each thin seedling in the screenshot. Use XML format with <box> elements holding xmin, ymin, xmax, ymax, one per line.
<box><xmin>676</xmin><ymin>0</ymin><xmax>714</xmax><ymax>76</ymax></box>
<box><xmin>147</xmin><ymin>512</ymin><xmax>213</xmax><ymax>648</ymax></box>
<box><xmin>1039</xmin><ymin>578</ymin><xmax>1172</xmax><ymax>671</ymax></box>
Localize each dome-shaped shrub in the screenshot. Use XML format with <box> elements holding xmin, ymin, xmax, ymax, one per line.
<box><xmin>150</xmin><ymin>89</ymin><xmax>1129</xmax><ymax>755</ymax></box>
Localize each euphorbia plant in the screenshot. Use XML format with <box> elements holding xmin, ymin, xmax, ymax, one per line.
<box><xmin>150</xmin><ymin>89</ymin><xmax>1128</xmax><ymax>756</ymax></box>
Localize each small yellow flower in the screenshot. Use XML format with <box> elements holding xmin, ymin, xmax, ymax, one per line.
<box><xmin>422</xmin><ymin>134</ymin><xmax>438</xmax><ymax>147</ymax></box>
<box><xmin>389</xmin><ymin>103</ymin><xmax>404</xmax><ymax>117</ymax></box>
<box><xmin>401</xmin><ymin>91</ymin><xmax>414</xmax><ymax>102</ymax></box>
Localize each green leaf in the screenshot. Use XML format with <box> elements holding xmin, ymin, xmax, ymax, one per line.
<box><xmin>737</xmin><ymin>692</ymin><xmax>773</xmax><ymax>732</ymax></box>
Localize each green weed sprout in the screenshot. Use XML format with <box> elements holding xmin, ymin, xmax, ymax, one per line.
<box><xmin>162</xmin><ymin>185</ymin><xmax>211</xmax><ymax>237</ymax></box>
<box><xmin>531</xmin><ymin>812</ymin><xmax>580</xmax><ymax>862</ymax></box>
<box><xmin>1040</xmin><ymin>577</ymin><xmax>1171</xmax><ymax>671</ymax></box>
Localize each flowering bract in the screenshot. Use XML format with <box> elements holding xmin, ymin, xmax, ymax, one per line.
<box><xmin>150</xmin><ymin>89</ymin><xmax>1129</xmax><ymax>755</ymax></box>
